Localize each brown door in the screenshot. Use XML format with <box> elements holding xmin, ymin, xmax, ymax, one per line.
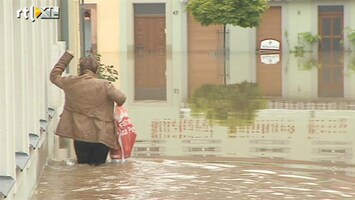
<box><xmin>188</xmin><ymin>14</ymin><xmax>224</xmax><ymax>96</ymax></box>
<box><xmin>318</xmin><ymin>6</ymin><xmax>344</xmax><ymax>98</ymax></box>
<box><xmin>256</xmin><ymin>6</ymin><xmax>282</xmax><ymax>97</ymax></box>
<box><xmin>257</xmin><ymin>6</ymin><xmax>282</xmax><ymax>50</ymax></box>
<box><xmin>134</xmin><ymin>4</ymin><xmax>166</xmax><ymax>101</ymax></box>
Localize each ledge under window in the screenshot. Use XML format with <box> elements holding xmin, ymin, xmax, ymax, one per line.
<box><xmin>15</xmin><ymin>152</ymin><xmax>30</xmax><ymax>171</ymax></box>
<box><xmin>0</xmin><ymin>176</ymin><xmax>15</xmax><ymax>198</ymax></box>
<box><xmin>29</xmin><ymin>133</ymin><xmax>40</xmax><ymax>149</ymax></box>
<box><xmin>48</xmin><ymin>107</ymin><xmax>56</xmax><ymax>119</ymax></box>
<box><xmin>40</xmin><ymin>119</ymin><xmax>48</xmax><ymax>132</ymax></box>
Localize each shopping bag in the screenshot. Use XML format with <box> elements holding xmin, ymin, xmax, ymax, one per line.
<box><xmin>110</xmin><ymin>106</ymin><xmax>137</xmax><ymax>161</ymax></box>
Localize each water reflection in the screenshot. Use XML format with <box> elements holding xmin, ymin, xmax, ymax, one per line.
<box><xmin>318</xmin><ymin>51</ymin><xmax>344</xmax><ymax>98</ymax></box>
<box><xmin>124</xmin><ymin>51</ymin><xmax>355</xmax><ymax>164</ymax></box>
<box><xmin>348</xmin><ymin>52</ymin><xmax>355</xmax><ymax>74</ymax></box>
<box><xmin>257</xmin><ymin>51</ymin><xmax>282</xmax><ymax>96</ymax></box>
<box><xmin>189</xmin><ymin>82</ymin><xmax>267</xmax><ymax>128</ymax></box>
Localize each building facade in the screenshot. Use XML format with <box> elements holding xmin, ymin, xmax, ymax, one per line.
<box><xmin>0</xmin><ymin>0</ymin><xmax>82</xmax><ymax>199</ymax></box>
<box><xmin>118</xmin><ymin>0</ymin><xmax>355</xmax><ymax>105</ymax></box>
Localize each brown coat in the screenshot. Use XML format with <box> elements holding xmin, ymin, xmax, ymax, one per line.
<box><xmin>50</xmin><ymin>52</ymin><xmax>126</xmax><ymax>149</ymax></box>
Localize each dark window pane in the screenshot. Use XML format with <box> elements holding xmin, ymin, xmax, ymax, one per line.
<box><xmin>334</xmin><ymin>68</ymin><xmax>342</xmax><ymax>83</ymax></box>
<box><xmin>322</xmin><ymin>68</ymin><xmax>331</xmax><ymax>83</ymax></box>
<box><xmin>134</xmin><ymin>3</ymin><xmax>165</xmax><ymax>15</ymax></box>
<box><xmin>322</xmin><ymin>18</ymin><xmax>331</xmax><ymax>36</ymax></box>
<box><xmin>320</xmin><ymin>53</ymin><xmax>331</xmax><ymax>64</ymax></box>
<box><xmin>321</xmin><ymin>38</ymin><xmax>331</xmax><ymax>51</ymax></box>
<box><xmin>333</xmin><ymin>18</ymin><xmax>343</xmax><ymax>35</ymax></box>
<box><xmin>319</xmin><ymin>5</ymin><xmax>343</xmax><ymax>13</ymax></box>
<box><xmin>333</xmin><ymin>39</ymin><xmax>342</xmax><ymax>51</ymax></box>
<box><xmin>333</xmin><ymin>51</ymin><xmax>343</xmax><ymax>64</ymax></box>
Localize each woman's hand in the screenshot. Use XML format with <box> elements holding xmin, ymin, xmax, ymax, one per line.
<box><xmin>66</xmin><ymin>49</ymin><xmax>74</xmax><ymax>55</ymax></box>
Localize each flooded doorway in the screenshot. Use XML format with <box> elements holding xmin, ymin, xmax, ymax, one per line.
<box><xmin>318</xmin><ymin>5</ymin><xmax>344</xmax><ymax>98</ymax></box>
<box><xmin>134</xmin><ymin>3</ymin><xmax>166</xmax><ymax>101</ymax></box>
<box><xmin>187</xmin><ymin>14</ymin><xmax>224</xmax><ymax>96</ymax></box>
<box><xmin>256</xmin><ymin>6</ymin><xmax>282</xmax><ymax>97</ymax></box>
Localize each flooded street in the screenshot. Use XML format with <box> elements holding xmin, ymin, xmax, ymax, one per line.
<box><xmin>32</xmin><ymin>50</ymin><xmax>355</xmax><ymax>200</ymax></box>
<box><xmin>32</xmin><ymin>159</ymin><xmax>355</xmax><ymax>200</ymax></box>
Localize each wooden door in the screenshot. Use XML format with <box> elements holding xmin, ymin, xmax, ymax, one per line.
<box><xmin>318</xmin><ymin>6</ymin><xmax>344</xmax><ymax>98</ymax></box>
<box><xmin>256</xmin><ymin>7</ymin><xmax>282</xmax><ymax>97</ymax></box>
<box><xmin>256</xmin><ymin>7</ymin><xmax>282</xmax><ymax>50</ymax></box>
<box><xmin>188</xmin><ymin>14</ymin><xmax>224</xmax><ymax>96</ymax></box>
<box><xmin>134</xmin><ymin>4</ymin><xmax>166</xmax><ymax>101</ymax></box>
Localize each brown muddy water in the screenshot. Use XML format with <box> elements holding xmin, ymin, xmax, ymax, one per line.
<box><xmin>31</xmin><ymin>158</ymin><xmax>355</xmax><ymax>200</ymax></box>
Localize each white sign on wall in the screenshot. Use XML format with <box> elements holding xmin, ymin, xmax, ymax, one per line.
<box><xmin>260</xmin><ymin>54</ymin><xmax>280</xmax><ymax>65</ymax></box>
<box><xmin>260</xmin><ymin>39</ymin><xmax>280</xmax><ymax>51</ymax></box>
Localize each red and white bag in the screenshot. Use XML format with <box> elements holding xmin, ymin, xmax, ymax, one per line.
<box><xmin>110</xmin><ymin>106</ymin><xmax>137</xmax><ymax>162</ymax></box>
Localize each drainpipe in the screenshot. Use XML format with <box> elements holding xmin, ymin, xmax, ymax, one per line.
<box><xmin>80</xmin><ymin>0</ymin><xmax>85</xmax><ymax>58</ymax></box>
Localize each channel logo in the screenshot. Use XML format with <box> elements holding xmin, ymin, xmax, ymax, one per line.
<box><xmin>17</xmin><ymin>6</ymin><xmax>60</xmax><ymax>22</ymax></box>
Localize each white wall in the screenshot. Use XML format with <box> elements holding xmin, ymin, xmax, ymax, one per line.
<box><xmin>0</xmin><ymin>0</ymin><xmax>73</xmax><ymax>199</ymax></box>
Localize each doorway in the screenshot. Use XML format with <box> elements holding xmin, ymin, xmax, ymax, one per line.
<box><xmin>318</xmin><ymin>5</ymin><xmax>344</xmax><ymax>98</ymax></box>
<box><xmin>256</xmin><ymin>6</ymin><xmax>282</xmax><ymax>97</ymax></box>
<box><xmin>187</xmin><ymin>14</ymin><xmax>224</xmax><ymax>96</ymax></box>
<box><xmin>134</xmin><ymin>3</ymin><xmax>166</xmax><ymax>101</ymax></box>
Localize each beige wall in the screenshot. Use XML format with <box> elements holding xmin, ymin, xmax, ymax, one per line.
<box><xmin>67</xmin><ymin>0</ymin><xmax>82</xmax><ymax>73</ymax></box>
<box><xmin>85</xmin><ymin>0</ymin><xmax>121</xmax><ymax>87</ymax></box>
